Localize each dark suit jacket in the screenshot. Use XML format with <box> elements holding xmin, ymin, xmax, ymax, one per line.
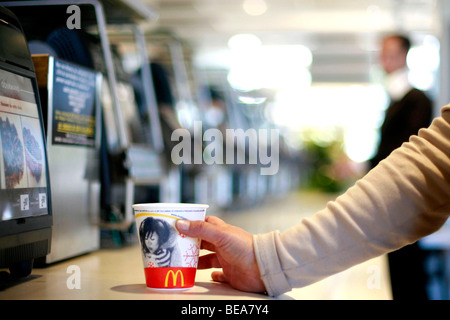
<box><xmin>370</xmin><ymin>88</ymin><xmax>432</xmax><ymax>168</ymax></box>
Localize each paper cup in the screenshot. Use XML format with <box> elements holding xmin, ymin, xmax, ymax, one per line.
<box><xmin>133</xmin><ymin>203</ymin><xmax>208</xmax><ymax>290</ymax></box>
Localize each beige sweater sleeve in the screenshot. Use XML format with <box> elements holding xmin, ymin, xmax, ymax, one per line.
<box><xmin>254</xmin><ymin>105</ymin><xmax>450</xmax><ymax>296</ymax></box>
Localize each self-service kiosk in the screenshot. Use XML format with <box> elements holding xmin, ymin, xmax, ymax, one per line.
<box><xmin>32</xmin><ymin>54</ymin><xmax>102</xmax><ymax>263</ymax></box>
<box><xmin>3</xmin><ymin>1</ymin><xmax>169</xmax><ymax>251</ymax></box>
<box><xmin>0</xmin><ymin>6</ymin><xmax>52</xmax><ymax>277</ymax></box>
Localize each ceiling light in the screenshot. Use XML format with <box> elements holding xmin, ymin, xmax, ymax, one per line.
<box><xmin>242</xmin><ymin>0</ymin><xmax>267</xmax><ymax>16</ymax></box>
<box><xmin>228</xmin><ymin>33</ymin><xmax>262</xmax><ymax>49</ymax></box>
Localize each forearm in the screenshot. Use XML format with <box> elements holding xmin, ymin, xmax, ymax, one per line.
<box><xmin>255</xmin><ymin>105</ymin><xmax>450</xmax><ymax>296</ymax></box>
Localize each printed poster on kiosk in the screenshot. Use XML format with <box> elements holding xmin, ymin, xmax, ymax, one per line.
<box><xmin>50</xmin><ymin>58</ymin><xmax>97</xmax><ymax>147</ymax></box>
<box><xmin>0</xmin><ymin>68</ymin><xmax>48</xmax><ymax>221</ymax></box>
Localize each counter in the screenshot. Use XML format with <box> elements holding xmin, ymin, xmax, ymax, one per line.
<box><xmin>0</xmin><ymin>245</ymin><xmax>287</xmax><ymax>300</ymax></box>
<box><xmin>0</xmin><ymin>244</ymin><xmax>390</xmax><ymax>300</ymax></box>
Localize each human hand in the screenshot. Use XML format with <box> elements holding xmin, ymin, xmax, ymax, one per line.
<box><xmin>175</xmin><ymin>216</ymin><xmax>266</xmax><ymax>294</ymax></box>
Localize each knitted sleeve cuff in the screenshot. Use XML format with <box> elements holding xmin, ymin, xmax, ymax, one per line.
<box><xmin>253</xmin><ymin>231</ymin><xmax>292</xmax><ymax>297</ymax></box>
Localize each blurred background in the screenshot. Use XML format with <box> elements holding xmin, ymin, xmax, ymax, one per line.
<box><xmin>141</xmin><ymin>0</ymin><xmax>442</xmax><ymax>165</ymax></box>
<box><xmin>134</xmin><ymin>0</ymin><xmax>445</xmax><ymax>193</ymax></box>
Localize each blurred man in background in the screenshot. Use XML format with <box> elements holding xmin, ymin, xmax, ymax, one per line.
<box><xmin>370</xmin><ymin>34</ymin><xmax>432</xmax><ymax>300</ymax></box>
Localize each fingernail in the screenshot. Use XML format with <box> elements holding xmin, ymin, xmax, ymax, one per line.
<box><xmin>176</xmin><ymin>219</ymin><xmax>190</xmax><ymax>231</ymax></box>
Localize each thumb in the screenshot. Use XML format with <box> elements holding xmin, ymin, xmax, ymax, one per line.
<box><xmin>175</xmin><ymin>217</ymin><xmax>224</xmax><ymax>245</ymax></box>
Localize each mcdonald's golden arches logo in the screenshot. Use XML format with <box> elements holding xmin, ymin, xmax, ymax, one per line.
<box><xmin>165</xmin><ymin>269</ymin><xmax>185</xmax><ymax>287</ymax></box>
<box><xmin>144</xmin><ymin>267</ymin><xmax>195</xmax><ymax>289</ymax></box>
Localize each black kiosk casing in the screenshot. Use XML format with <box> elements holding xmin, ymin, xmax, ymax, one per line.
<box><xmin>0</xmin><ymin>6</ymin><xmax>52</xmax><ymax>277</ymax></box>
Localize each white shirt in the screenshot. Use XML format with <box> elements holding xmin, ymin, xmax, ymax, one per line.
<box><xmin>385</xmin><ymin>67</ymin><xmax>412</xmax><ymax>101</ymax></box>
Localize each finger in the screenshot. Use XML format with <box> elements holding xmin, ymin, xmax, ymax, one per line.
<box><xmin>211</xmin><ymin>270</ymin><xmax>228</xmax><ymax>284</ymax></box>
<box><xmin>175</xmin><ymin>217</ymin><xmax>226</xmax><ymax>245</ymax></box>
<box><xmin>205</xmin><ymin>215</ymin><xmax>226</xmax><ymax>225</ymax></box>
<box><xmin>198</xmin><ymin>253</ymin><xmax>221</xmax><ymax>269</ymax></box>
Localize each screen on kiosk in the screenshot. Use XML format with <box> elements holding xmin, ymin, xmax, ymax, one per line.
<box><xmin>0</xmin><ymin>68</ymin><xmax>49</xmax><ymax>222</ymax></box>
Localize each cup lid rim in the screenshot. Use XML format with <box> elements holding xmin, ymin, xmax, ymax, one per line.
<box><xmin>132</xmin><ymin>203</ymin><xmax>209</xmax><ymax>208</ymax></box>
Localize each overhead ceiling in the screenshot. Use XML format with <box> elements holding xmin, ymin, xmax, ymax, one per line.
<box><xmin>140</xmin><ymin>0</ymin><xmax>440</xmax><ymax>49</ymax></box>
<box><xmin>137</xmin><ymin>0</ymin><xmax>441</xmax><ymax>83</ymax></box>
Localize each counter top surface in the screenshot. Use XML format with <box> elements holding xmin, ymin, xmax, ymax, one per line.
<box><xmin>0</xmin><ymin>244</ymin><xmax>390</xmax><ymax>300</ymax></box>
<box><xmin>0</xmin><ymin>246</ymin><xmax>291</xmax><ymax>300</ymax></box>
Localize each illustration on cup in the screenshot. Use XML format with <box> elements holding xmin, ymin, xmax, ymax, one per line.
<box><xmin>138</xmin><ymin>217</ymin><xmax>182</xmax><ymax>268</ymax></box>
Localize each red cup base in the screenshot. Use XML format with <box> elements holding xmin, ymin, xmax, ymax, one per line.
<box><xmin>144</xmin><ymin>267</ymin><xmax>197</xmax><ymax>289</ymax></box>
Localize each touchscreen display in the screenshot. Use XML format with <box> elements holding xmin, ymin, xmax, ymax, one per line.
<box><xmin>0</xmin><ymin>68</ymin><xmax>49</xmax><ymax>221</ymax></box>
